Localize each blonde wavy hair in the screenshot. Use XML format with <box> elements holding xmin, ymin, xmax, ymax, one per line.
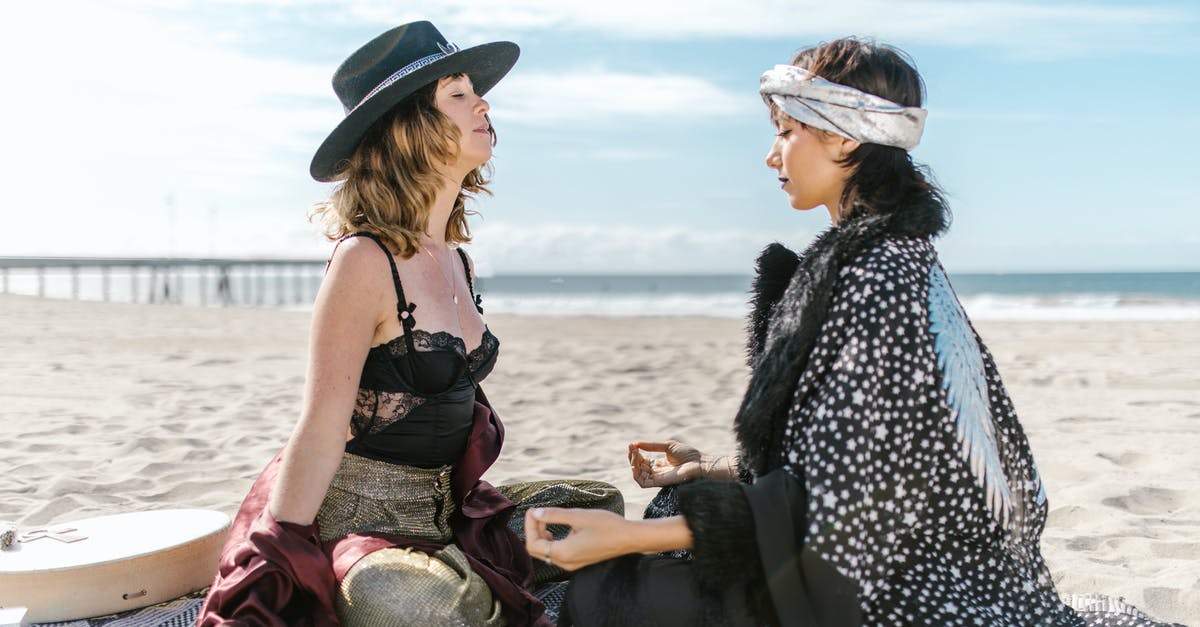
<box><xmin>309</xmin><ymin>76</ymin><xmax>495</xmax><ymax>257</ymax></box>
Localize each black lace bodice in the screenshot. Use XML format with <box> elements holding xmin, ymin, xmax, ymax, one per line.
<box><xmin>339</xmin><ymin>233</ymin><xmax>499</xmax><ymax>467</ymax></box>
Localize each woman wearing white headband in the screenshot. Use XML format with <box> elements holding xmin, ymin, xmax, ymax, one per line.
<box><xmin>527</xmin><ymin>38</ymin><xmax>1172</xmax><ymax>626</ymax></box>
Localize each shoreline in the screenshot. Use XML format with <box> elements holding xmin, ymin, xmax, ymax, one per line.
<box><xmin>1</xmin><ymin>294</ymin><xmax>1197</xmax><ymax>622</ymax></box>
<box><xmin>3</xmin><ymin>266</ymin><xmax>1199</xmax><ymax>321</ymax></box>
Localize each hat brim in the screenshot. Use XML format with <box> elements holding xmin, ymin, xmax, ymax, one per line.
<box><xmin>310</xmin><ymin>41</ymin><xmax>519</xmax><ymax>182</ymax></box>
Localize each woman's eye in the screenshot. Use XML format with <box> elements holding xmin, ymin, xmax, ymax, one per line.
<box><xmin>776</xmin><ymin>129</ymin><xmax>791</xmax><ymax>137</ymax></box>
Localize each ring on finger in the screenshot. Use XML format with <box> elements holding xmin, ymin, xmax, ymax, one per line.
<box><xmin>544</xmin><ymin>542</ymin><xmax>553</xmax><ymax>565</ymax></box>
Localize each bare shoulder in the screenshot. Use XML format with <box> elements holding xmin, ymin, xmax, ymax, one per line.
<box><xmin>328</xmin><ymin>235</ymin><xmax>387</xmax><ymax>271</ymax></box>
<box><xmin>322</xmin><ymin>236</ymin><xmax>393</xmax><ymax>301</ymax></box>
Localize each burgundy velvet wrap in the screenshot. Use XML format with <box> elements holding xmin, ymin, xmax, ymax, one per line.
<box><xmin>198</xmin><ymin>388</ymin><xmax>549</xmax><ymax>626</ymax></box>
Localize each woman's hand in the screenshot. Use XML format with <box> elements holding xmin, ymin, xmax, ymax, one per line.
<box><xmin>627</xmin><ymin>440</ymin><xmax>705</xmax><ymax>488</ymax></box>
<box><xmin>525</xmin><ymin>508</ymin><xmax>693</xmax><ymax>572</ymax></box>
<box><xmin>524</xmin><ymin>507</ymin><xmax>633</xmax><ymax>572</ymax></box>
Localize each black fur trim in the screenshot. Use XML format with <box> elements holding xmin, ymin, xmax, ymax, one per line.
<box><xmin>746</xmin><ymin>243</ymin><xmax>801</xmax><ymax>364</ymax></box>
<box><xmin>561</xmin><ymin>554</ymin><xmax>642</xmax><ymax>627</ymax></box>
<box><xmin>675</xmin><ymin>480</ymin><xmax>762</xmax><ymax>596</ymax></box>
<box><xmin>735</xmin><ymin>199</ymin><xmax>947</xmax><ymax>478</ymax></box>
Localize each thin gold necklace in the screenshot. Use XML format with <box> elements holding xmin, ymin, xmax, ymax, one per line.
<box><xmin>424</xmin><ymin>244</ymin><xmax>458</xmax><ymax>305</ymax></box>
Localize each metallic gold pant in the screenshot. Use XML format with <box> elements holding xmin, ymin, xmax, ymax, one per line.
<box><xmin>316</xmin><ymin>453</ymin><xmax>624</xmax><ymax>626</ymax></box>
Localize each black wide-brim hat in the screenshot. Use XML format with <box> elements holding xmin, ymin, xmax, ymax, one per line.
<box><xmin>310</xmin><ymin>21</ymin><xmax>519</xmax><ymax>182</ymax></box>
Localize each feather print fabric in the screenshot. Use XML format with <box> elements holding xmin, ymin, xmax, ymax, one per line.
<box><xmin>927</xmin><ymin>264</ymin><xmax>1014</xmax><ymax>528</ymax></box>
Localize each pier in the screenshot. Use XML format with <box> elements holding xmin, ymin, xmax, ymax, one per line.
<box><xmin>0</xmin><ymin>257</ymin><xmax>326</xmax><ymax>308</ymax></box>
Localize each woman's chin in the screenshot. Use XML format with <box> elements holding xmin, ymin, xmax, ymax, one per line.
<box><xmin>453</xmin><ymin>154</ymin><xmax>491</xmax><ymax>175</ymax></box>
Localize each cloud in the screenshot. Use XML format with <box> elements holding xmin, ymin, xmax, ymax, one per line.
<box><xmin>106</xmin><ymin>1</ymin><xmax>1194</xmax><ymax>58</ymax></box>
<box><xmin>0</xmin><ymin>3</ymin><xmax>335</xmax><ymax>182</ymax></box>
<box><xmin>490</xmin><ymin>70</ymin><xmax>750</xmax><ymax>125</ymax></box>
<box><xmin>336</xmin><ymin>0</ymin><xmax>1194</xmax><ymax>57</ymax></box>
<box><xmin>465</xmin><ymin>222</ymin><xmax>810</xmax><ymax>274</ymax></box>
<box><xmin>0</xmin><ymin>3</ymin><xmax>339</xmax><ymax>251</ymax></box>
<box><xmin>0</xmin><ymin>3</ymin><xmax>341</xmax><ymax>259</ymax></box>
<box><xmin>0</xmin><ymin>3</ymin><xmax>756</xmax><ymax>258</ymax></box>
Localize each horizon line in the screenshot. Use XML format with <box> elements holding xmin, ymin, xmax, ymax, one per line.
<box><xmin>1</xmin><ymin>256</ymin><xmax>1197</xmax><ymax>276</ymax></box>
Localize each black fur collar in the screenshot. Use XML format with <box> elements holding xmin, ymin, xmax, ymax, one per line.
<box><xmin>735</xmin><ymin>200</ymin><xmax>948</xmax><ymax>477</ymax></box>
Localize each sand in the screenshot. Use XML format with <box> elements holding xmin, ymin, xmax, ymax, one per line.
<box><xmin>1</xmin><ymin>293</ymin><xmax>1197</xmax><ymax>624</ymax></box>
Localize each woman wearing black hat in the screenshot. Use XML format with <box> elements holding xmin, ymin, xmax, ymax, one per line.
<box><xmin>199</xmin><ymin>22</ymin><xmax>620</xmax><ymax>626</ymax></box>
<box><xmin>522</xmin><ymin>38</ymin><xmax>1175</xmax><ymax>627</ymax></box>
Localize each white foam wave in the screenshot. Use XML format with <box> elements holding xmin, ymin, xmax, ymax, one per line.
<box><xmin>483</xmin><ymin>293</ymin><xmax>750</xmax><ymax>318</ymax></box>
<box><xmin>485</xmin><ymin>292</ymin><xmax>1200</xmax><ymax>321</ymax></box>
<box><xmin>7</xmin><ymin>270</ymin><xmax>1198</xmax><ymax>321</ymax></box>
<box><xmin>960</xmin><ymin>295</ymin><xmax>1200</xmax><ymax>321</ymax></box>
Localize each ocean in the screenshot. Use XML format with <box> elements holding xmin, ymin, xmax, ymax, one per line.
<box><xmin>475</xmin><ymin>272</ymin><xmax>1200</xmax><ymax>320</ymax></box>
<box><xmin>2</xmin><ymin>264</ymin><xmax>1198</xmax><ymax>321</ymax></box>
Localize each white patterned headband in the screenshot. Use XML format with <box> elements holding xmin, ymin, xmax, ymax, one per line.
<box><xmin>760</xmin><ymin>64</ymin><xmax>927</xmax><ymax>151</ymax></box>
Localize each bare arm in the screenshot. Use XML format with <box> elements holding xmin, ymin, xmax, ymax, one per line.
<box><xmin>268</xmin><ymin>240</ymin><xmax>388</xmax><ymax>525</ymax></box>
<box><xmin>525</xmin><ymin>508</ymin><xmax>693</xmax><ymax>572</ymax></box>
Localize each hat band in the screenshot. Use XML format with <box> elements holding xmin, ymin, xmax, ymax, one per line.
<box><xmin>350</xmin><ymin>41</ymin><xmax>461</xmax><ymax>114</ymax></box>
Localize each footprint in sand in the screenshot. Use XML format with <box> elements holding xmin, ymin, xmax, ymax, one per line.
<box><xmin>1149</xmin><ymin>541</ymin><xmax>1200</xmax><ymax>560</ymax></box>
<box><xmin>1055</xmin><ymin>415</ymin><xmax>1118</xmax><ymax>424</ymax></box>
<box><xmin>117</xmin><ymin>436</ymin><xmax>171</xmax><ymax>455</ymax></box>
<box><xmin>1064</xmin><ymin>536</ymin><xmax>1102</xmax><ymax>552</ymax></box>
<box><xmin>1096</xmin><ymin>451</ymin><xmax>1156</xmax><ymax>469</ymax></box>
<box><xmin>1100</xmin><ymin>487</ymin><xmax>1187</xmax><ymax>516</ymax></box>
<box><xmin>23</xmin><ymin>494</ymin><xmax>87</xmax><ymax>526</ymax></box>
<box><xmin>196</xmin><ymin>358</ymin><xmax>236</xmax><ymax>367</ymax></box>
<box><xmin>1128</xmin><ymin>399</ymin><xmax>1200</xmax><ymax>407</ymax></box>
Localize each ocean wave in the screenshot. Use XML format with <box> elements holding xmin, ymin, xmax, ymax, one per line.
<box><xmin>484</xmin><ymin>292</ymin><xmax>1200</xmax><ymax>321</ymax></box>
<box><xmin>959</xmin><ymin>294</ymin><xmax>1200</xmax><ymax>321</ymax></box>
<box><xmin>5</xmin><ymin>268</ymin><xmax>1198</xmax><ymax>321</ymax></box>
<box><xmin>483</xmin><ymin>293</ymin><xmax>750</xmax><ymax>318</ymax></box>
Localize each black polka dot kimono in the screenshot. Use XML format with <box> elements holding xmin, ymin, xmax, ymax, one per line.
<box><xmin>562</xmin><ymin>220</ymin><xmax>1176</xmax><ymax>627</ymax></box>
<box><xmin>772</xmin><ymin>238</ymin><xmax>1078</xmax><ymax>625</ymax></box>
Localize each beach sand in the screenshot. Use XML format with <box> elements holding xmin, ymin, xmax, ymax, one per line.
<box><xmin>1</xmin><ymin>293</ymin><xmax>1197</xmax><ymax>623</ymax></box>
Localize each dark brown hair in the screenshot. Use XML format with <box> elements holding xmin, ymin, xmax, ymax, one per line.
<box><xmin>785</xmin><ymin>38</ymin><xmax>948</xmax><ymax>224</ymax></box>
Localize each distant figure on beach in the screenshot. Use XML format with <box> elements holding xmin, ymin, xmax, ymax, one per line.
<box><xmin>198</xmin><ymin>21</ymin><xmax>620</xmax><ymax>626</ymax></box>
<box><xmin>525</xmin><ymin>39</ymin><xmax>1175</xmax><ymax>626</ymax></box>
<box><xmin>215</xmin><ymin>266</ymin><xmax>231</xmax><ymax>306</ymax></box>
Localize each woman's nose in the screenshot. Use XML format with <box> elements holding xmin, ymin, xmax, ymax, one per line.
<box><xmin>765</xmin><ymin>144</ymin><xmax>781</xmax><ymax>169</ymax></box>
<box><xmin>476</xmin><ymin>96</ymin><xmax>490</xmax><ymax>115</ymax></box>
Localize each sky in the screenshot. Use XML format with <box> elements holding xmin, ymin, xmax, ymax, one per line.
<box><xmin>1</xmin><ymin>0</ymin><xmax>1197</xmax><ymax>274</ymax></box>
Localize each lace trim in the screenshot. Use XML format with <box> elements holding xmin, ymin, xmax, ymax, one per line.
<box><xmin>468</xmin><ymin>329</ymin><xmax>499</xmax><ymax>373</ymax></box>
<box><xmin>353</xmin><ymin>329</ymin><xmax>499</xmax><ymax>437</ymax></box>
<box><xmin>351</xmin><ymin>388</ymin><xmax>428</xmax><ymax>436</ymax></box>
<box><xmin>379</xmin><ymin>328</ymin><xmax>497</xmax><ymax>367</ymax></box>
<box><xmin>380</xmin><ymin>328</ymin><xmax>467</xmax><ymax>358</ymax></box>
